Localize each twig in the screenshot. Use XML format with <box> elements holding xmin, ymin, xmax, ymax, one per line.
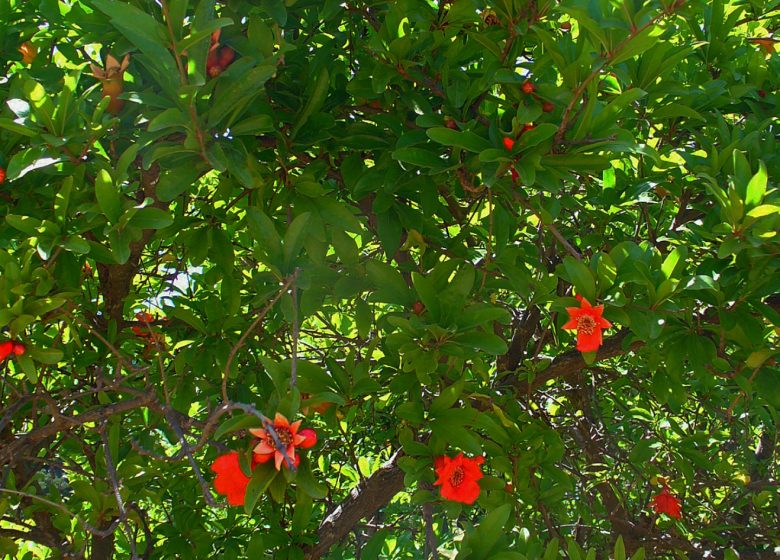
<box><xmin>0</xmin><ymin>488</ymin><xmax>122</xmax><ymax>538</ymax></box>
<box><xmin>101</xmin><ymin>424</ymin><xmax>137</xmax><ymax>559</ymax></box>
<box><xmin>291</xmin><ymin>271</ymin><xmax>300</xmax><ymax>389</ymax></box>
<box><xmin>512</xmin><ymin>191</ymin><xmax>582</xmax><ymax>259</ymax></box>
<box><xmin>222</xmin><ymin>269</ymin><xmax>301</xmax><ymax>402</ymax></box>
<box><xmin>164</xmin><ymin>407</ymin><xmax>217</xmax><ymax>507</ymax></box>
<box><xmin>554</xmin><ymin>5</ymin><xmax>683</xmax><ymax>144</ymax></box>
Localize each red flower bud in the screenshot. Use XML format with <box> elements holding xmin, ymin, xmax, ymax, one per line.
<box><xmin>298</xmin><ymin>428</ymin><xmax>318</xmax><ymax>449</ymax></box>
<box><xmin>0</xmin><ymin>341</ymin><xmax>13</xmax><ymax>360</ymax></box>
<box><xmin>0</xmin><ymin>167</ymin><xmax>5</xmax><ymax>184</ymax></box>
<box><xmin>503</xmin><ymin>137</ymin><xmax>515</xmax><ymax>150</ymax></box>
<box><xmin>412</xmin><ymin>301</ymin><xmax>425</xmax><ymax>315</ymax></box>
<box><xmin>542</xmin><ymin>101</ymin><xmax>555</xmax><ymax>112</ymax></box>
<box><xmin>521</xmin><ymin>80</ymin><xmax>535</xmax><ymax>94</ymax></box>
<box><xmin>12</xmin><ymin>343</ymin><xmax>26</xmax><ymax>356</ymax></box>
<box><xmin>217</xmin><ymin>46</ymin><xmax>235</xmax><ymax>68</ymax></box>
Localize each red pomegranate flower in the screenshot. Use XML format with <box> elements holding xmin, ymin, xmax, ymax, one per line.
<box><xmin>433</xmin><ymin>453</ymin><xmax>484</xmax><ymax>505</ymax></box>
<box><xmin>211</xmin><ymin>452</ymin><xmax>251</xmax><ymax>506</ymax></box>
<box><xmin>652</xmin><ymin>485</ymin><xmax>682</xmax><ymax>519</ymax></box>
<box><xmin>562</xmin><ymin>295</ymin><xmax>612</xmax><ymax>352</ymax></box>
<box><xmin>249</xmin><ymin>413</ymin><xmax>317</xmax><ymax>470</ymax></box>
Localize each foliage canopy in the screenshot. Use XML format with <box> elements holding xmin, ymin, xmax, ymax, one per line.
<box><xmin>1</xmin><ymin>0</ymin><xmax>779</xmax><ymax>558</ymax></box>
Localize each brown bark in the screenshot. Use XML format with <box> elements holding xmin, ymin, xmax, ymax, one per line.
<box><xmin>304</xmin><ymin>450</ymin><xmax>405</xmax><ymax>560</ymax></box>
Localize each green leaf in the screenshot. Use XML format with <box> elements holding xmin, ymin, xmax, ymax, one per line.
<box><xmin>456</xmin><ymin>504</ymin><xmax>511</xmax><ymax>560</ymax></box>
<box><xmin>214</xmin><ymin>414</ymin><xmax>263</xmax><ymax>440</ymax></box>
<box><xmin>562</xmin><ymin>256</ymin><xmax>596</xmax><ymax>302</ymax></box>
<box><xmin>6</xmin><ymin>214</ymin><xmax>42</xmax><ymax>235</ymax></box>
<box><xmin>366</xmin><ymin>261</ymin><xmax>411</xmax><ymax>306</ymax></box>
<box><xmin>541</xmin><ymin>154</ymin><xmax>610</xmax><ymax>171</ymax></box>
<box><xmin>208</xmin><ymin>65</ymin><xmax>277</xmax><ymax>128</ymax></box>
<box><xmin>168</xmin><ymin>306</ymin><xmax>207</xmax><ymax>334</ymax></box>
<box><xmin>26</xmin><ymin>347</ymin><xmax>64</xmax><ymax>365</ymax></box>
<box><xmin>294</xmin><ymin>461</ymin><xmax>327</xmax><ymax>499</ymax></box>
<box><xmin>283</xmin><ymin>212</ymin><xmax>311</xmax><ymax>270</ymax></box>
<box><xmin>128</xmin><ymin>207</ymin><xmax>174</xmax><ymax>230</ymax></box>
<box><xmin>22</xmin><ymin>79</ymin><xmax>56</xmax><ymax>133</ymax></box>
<box><xmin>0</xmin><ymin>117</ymin><xmax>37</xmax><ymax>137</ymax></box>
<box><xmin>261</xmin><ymin>0</ymin><xmax>287</xmax><ymax>25</ymax></box>
<box><xmin>231</xmin><ymin>114</ymin><xmax>275</xmax><ymax>136</ymax></box>
<box><xmin>661</xmin><ymin>247</ymin><xmax>687</xmax><ymax>280</ymax></box>
<box><xmin>426</xmin><ymin>127</ymin><xmax>491</xmax><ymax>152</ymax></box>
<box><xmin>156</xmin><ymin>164</ymin><xmax>206</xmax><ymax>201</ymax></box>
<box><xmin>518</xmin><ymin>123</ymin><xmax>558</xmax><ymax>148</ymax></box>
<box><xmin>91</xmin><ymin>0</ymin><xmax>179</xmax><ymax>92</ymax></box>
<box><xmin>148</xmin><ymin>108</ymin><xmax>191</xmax><ymax>132</ymax></box>
<box><xmin>429</xmin><ymin>377</ymin><xmax>466</xmax><ymax>415</ymax></box>
<box><xmin>95</xmin><ymin>169</ymin><xmax>122</xmax><ymax>224</ymax></box>
<box><xmin>17</xmin><ymin>353</ymin><xmax>37</xmax><ymax>383</ymax></box>
<box><xmin>454</xmin><ymin>331</ymin><xmax>508</xmax><ymax>355</ymax></box>
<box><xmin>392</xmin><ymin>147</ymin><xmax>446</xmax><ymax>169</ymax></box>
<box><xmin>247</xmin><ymin>208</ymin><xmax>283</xmax><ymax>266</ymax></box>
<box><xmin>745</xmin><ymin>160</ymin><xmax>767</xmax><ymax>207</ymax></box>
<box><xmin>244</xmin><ymin>462</ymin><xmax>278</xmax><ymax>514</ymax></box>
<box><xmin>5</xmin><ymin>146</ymin><xmax>62</xmax><ymax>181</ymax></box>
<box><xmin>291</xmin><ymin>67</ymin><xmax>329</xmax><ymax>140</ymax></box>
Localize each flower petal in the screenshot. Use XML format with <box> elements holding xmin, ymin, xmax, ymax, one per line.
<box><xmin>273</xmin><ymin>412</ymin><xmax>290</xmax><ymax>428</ymax></box>
<box><xmin>253</xmin><ymin>441</ymin><xmax>274</xmax><ymax>455</ymax></box>
<box><xmin>577</xmin><ymin>330</ymin><xmax>602</xmax><ymax>353</ymax></box>
<box><xmin>249</xmin><ymin>428</ymin><xmax>267</xmax><ymax>438</ymax></box>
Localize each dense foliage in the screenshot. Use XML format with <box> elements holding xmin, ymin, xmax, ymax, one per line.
<box><xmin>1</xmin><ymin>0</ymin><xmax>779</xmax><ymax>558</ymax></box>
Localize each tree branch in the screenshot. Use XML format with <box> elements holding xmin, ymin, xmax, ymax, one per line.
<box><xmin>304</xmin><ymin>450</ymin><xmax>405</xmax><ymax>560</ymax></box>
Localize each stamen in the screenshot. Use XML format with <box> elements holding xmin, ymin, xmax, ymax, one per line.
<box><xmin>266</xmin><ymin>427</ymin><xmax>293</xmax><ymax>449</ymax></box>
<box><xmin>450</xmin><ymin>466</ymin><xmax>465</xmax><ymax>487</ymax></box>
<box><xmin>577</xmin><ymin>315</ymin><xmax>596</xmax><ymax>335</ymax></box>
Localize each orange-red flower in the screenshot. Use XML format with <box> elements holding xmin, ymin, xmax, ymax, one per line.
<box><xmin>434</xmin><ymin>453</ymin><xmax>484</xmax><ymax>505</ymax></box>
<box><xmin>652</xmin><ymin>485</ymin><xmax>682</xmax><ymax>519</ymax></box>
<box><xmin>562</xmin><ymin>295</ymin><xmax>612</xmax><ymax>352</ymax></box>
<box><xmin>211</xmin><ymin>452</ymin><xmax>251</xmax><ymax>506</ymax></box>
<box><xmin>250</xmin><ymin>413</ymin><xmax>317</xmax><ymax>470</ymax></box>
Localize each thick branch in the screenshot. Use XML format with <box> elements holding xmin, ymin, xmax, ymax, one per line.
<box><xmin>0</xmin><ymin>395</ymin><xmax>154</xmax><ymax>468</ymax></box>
<box><xmin>304</xmin><ymin>450</ymin><xmax>405</xmax><ymax>560</ymax></box>
<box><xmin>505</xmin><ymin>330</ymin><xmax>639</xmax><ymax>394</ymax></box>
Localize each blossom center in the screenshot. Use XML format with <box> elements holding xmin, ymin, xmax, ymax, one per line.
<box><xmin>449</xmin><ymin>466</ymin><xmax>465</xmax><ymax>487</ymax></box>
<box><xmin>577</xmin><ymin>315</ymin><xmax>596</xmax><ymax>334</ymax></box>
<box><xmin>266</xmin><ymin>427</ymin><xmax>293</xmax><ymax>449</ymax></box>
